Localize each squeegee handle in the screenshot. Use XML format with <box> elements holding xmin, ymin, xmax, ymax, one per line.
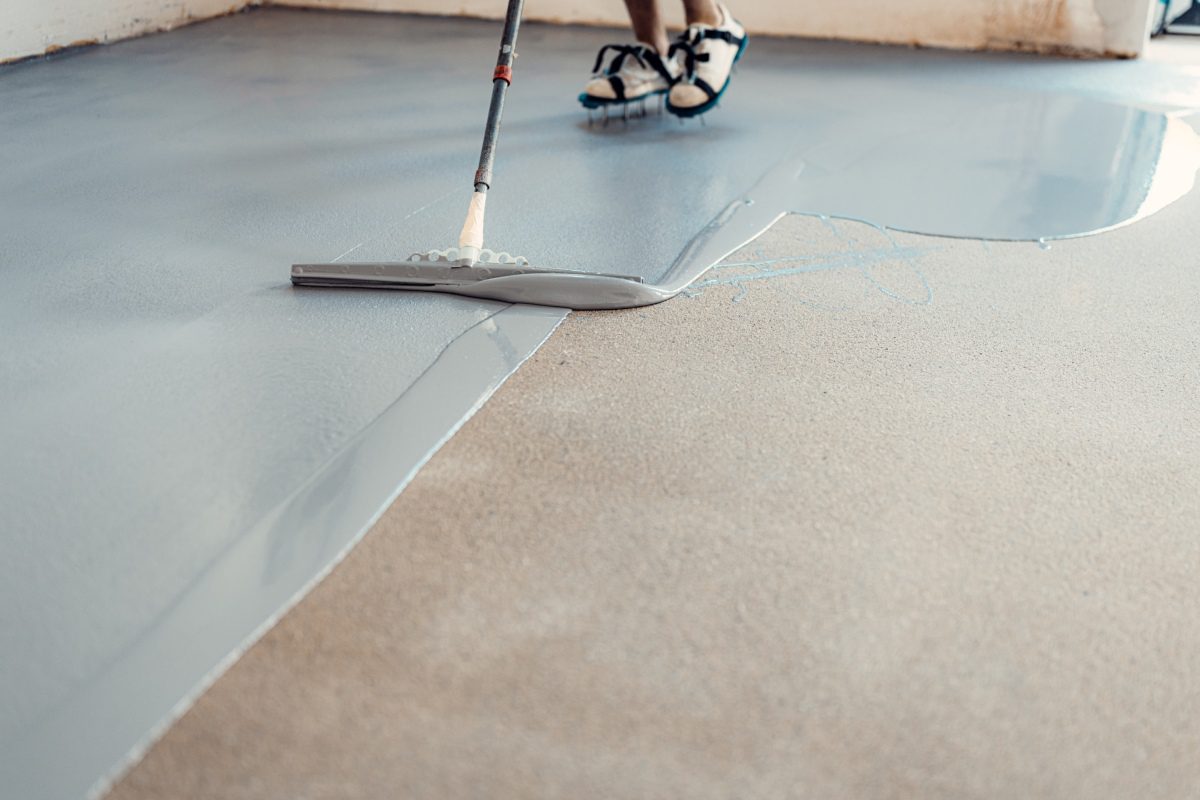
<box><xmin>473</xmin><ymin>0</ymin><xmax>525</xmax><ymax>193</ymax></box>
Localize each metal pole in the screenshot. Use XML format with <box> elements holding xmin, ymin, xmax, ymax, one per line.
<box><xmin>473</xmin><ymin>0</ymin><xmax>525</xmax><ymax>194</ymax></box>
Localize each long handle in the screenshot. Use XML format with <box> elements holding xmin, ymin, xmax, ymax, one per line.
<box><xmin>475</xmin><ymin>0</ymin><xmax>524</xmax><ymax>192</ymax></box>
<box><xmin>457</xmin><ymin>0</ymin><xmax>525</xmax><ymax>266</ymax></box>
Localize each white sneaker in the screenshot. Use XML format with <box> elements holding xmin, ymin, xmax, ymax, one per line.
<box><xmin>667</xmin><ymin>4</ymin><xmax>747</xmax><ymax>118</ymax></box>
<box><xmin>579</xmin><ymin>43</ymin><xmax>682</xmax><ymax>109</ymax></box>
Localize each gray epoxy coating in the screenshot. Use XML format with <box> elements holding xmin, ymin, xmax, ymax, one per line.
<box><xmin>0</xmin><ymin>13</ymin><xmax>572</xmax><ymax>799</ymax></box>
<box><xmin>2</xmin><ymin>9</ymin><xmax>1199</xmax><ymax>800</ymax></box>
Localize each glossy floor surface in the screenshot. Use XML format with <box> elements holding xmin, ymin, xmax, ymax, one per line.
<box><xmin>2</xmin><ymin>8</ymin><xmax>1199</xmax><ymax>799</ymax></box>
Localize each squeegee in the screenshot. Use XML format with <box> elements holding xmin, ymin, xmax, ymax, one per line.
<box><xmin>291</xmin><ymin>0</ymin><xmax>645</xmax><ymax>305</ymax></box>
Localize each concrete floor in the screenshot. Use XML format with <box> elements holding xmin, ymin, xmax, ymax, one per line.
<box><xmin>111</xmin><ymin>181</ymin><xmax>1200</xmax><ymax>799</ymax></box>
<box><xmin>4</xmin><ymin>8</ymin><xmax>1200</xmax><ymax>799</ymax></box>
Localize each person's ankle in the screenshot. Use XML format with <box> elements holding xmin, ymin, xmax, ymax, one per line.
<box><xmin>640</xmin><ymin>37</ymin><xmax>670</xmax><ymax>57</ymax></box>
<box><xmin>686</xmin><ymin>3</ymin><xmax>723</xmax><ymax>27</ymax></box>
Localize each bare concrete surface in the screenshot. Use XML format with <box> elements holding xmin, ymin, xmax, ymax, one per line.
<box><xmin>111</xmin><ymin>165</ymin><xmax>1200</xmax><ymax>797</ymax></box>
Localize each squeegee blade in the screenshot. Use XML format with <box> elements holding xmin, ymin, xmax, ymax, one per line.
<box><xmin>292</xmin><ymin>260</ymin><xmax>532</xmax><ymax>288</ymax></box>
<box><xmin>290</xmin><ymin>260</ymin><xmax>644</xmax><ymax>288</ymax></box>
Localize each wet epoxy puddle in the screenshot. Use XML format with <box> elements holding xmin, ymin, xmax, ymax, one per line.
<box><xmin>650</xmin><ymin>107</ymin><xmax>1200</xmax><ymax>305</ymax></box>
<box><xmin>404</xmin><ymin>89</ymin><xmax>1200</xmax><ymax>308</ymax></box>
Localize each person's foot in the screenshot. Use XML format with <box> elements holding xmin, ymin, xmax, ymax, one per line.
<box><xmin>579</xmin><ymin>43</ymin><xmax>682</xmax><ymax>109</ymax></box>
<box><xmin>667</xmin><ymin>4</ymin><xmax>747</xmax><ymax>118</ymax></box>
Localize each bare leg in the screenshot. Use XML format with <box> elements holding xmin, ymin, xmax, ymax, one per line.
<box><xmin>682</xmin><ymin>0</ymin><xmax>721</xmax><ymax>26</ymax></box>
<box><xmin>622</xmin><ymin>0</ymin><xmax>671</xmax><ymax>55</ymax></box>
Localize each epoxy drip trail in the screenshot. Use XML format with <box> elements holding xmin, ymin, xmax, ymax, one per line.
<box><xmin>683</xmin><ymin>220</ymin><xmax>937</xmax><ymax>306</ymax></box>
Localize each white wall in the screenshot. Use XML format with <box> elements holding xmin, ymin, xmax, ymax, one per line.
<box><xmin>1</xmin><ymin>0</ymin><xmax>242</xmax><ymax>63</ymax></box>
<box><xmin>272</xmin><ymin>0</ymin><xmax>1156</xmax><ymax>57</ymax></box>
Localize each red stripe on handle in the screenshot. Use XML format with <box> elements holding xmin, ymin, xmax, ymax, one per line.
<box><xmin>494</xmin><ymin>65</ymin><xmax>513</xmax><ymax>85</ymax></box>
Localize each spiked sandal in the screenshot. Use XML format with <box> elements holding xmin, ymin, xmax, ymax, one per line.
<box><xmin>579</xmin><ymin>43</ymin><xmax>682</xmax><ymax>111</ymax></box>
<box><xmin>667</xmin><ymin>5</ymin><xmax>748</xmax><ymax>118</ymax></box>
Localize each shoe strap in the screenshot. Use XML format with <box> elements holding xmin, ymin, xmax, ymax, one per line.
<box><xmin>591</xmin><ymin>44</ymin><xmax>675</xmax><ymax>84</ymax></box>
<box><xmin>669</xmin><ymin>28</ymin><xmax>744</xmax><ymax>80</ymax></box>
